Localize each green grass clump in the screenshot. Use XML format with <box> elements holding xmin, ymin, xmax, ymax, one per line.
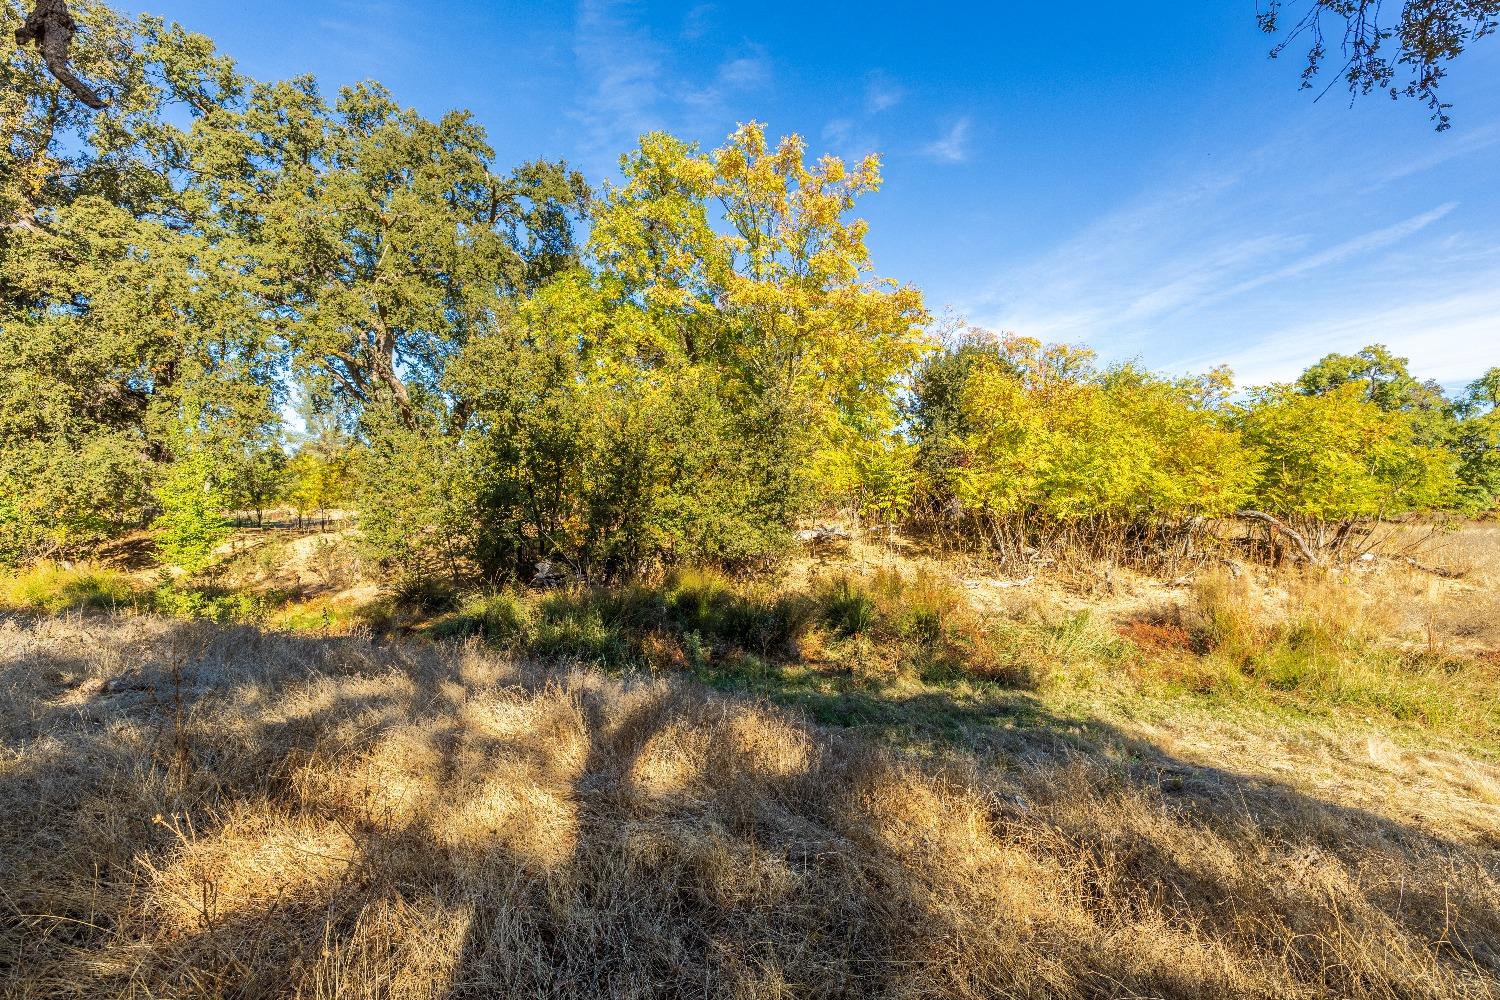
<box><xmin>1157</xmin><ymin>569</ymin><xmax>1500</xmax><ymax>741</ymax></box>
<box><xmin>0</xmin><ymin>562</ymin><xmax>138</xmax><ymax>613</ymax></box>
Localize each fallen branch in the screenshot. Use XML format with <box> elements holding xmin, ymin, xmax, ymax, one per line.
<box><xmin>1234</xmin><ymin>510</ymin><xmax>1321</xmax><ymax>565</ymax></box>
<box><xmin>1402</xmin><ymin>556</ymin><xmax>1463</xmax><ymax>579</ymax></box>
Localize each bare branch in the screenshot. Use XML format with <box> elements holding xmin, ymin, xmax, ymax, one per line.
<box><xmin>1235</xmin><ymin>509</ymin><xmax>1322</xmax><ymax>565</ymax></box>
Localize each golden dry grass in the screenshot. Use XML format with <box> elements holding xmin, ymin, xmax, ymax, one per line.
<box><xmin>3</xmin><ymin>613</ymin><xmax>1498</xmax><ymax>999</ymax></box>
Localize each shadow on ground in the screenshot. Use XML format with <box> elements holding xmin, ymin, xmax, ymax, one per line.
<box><xmin>2</xmin><ymin>612</ymin><xmax>1497</xmax><ymax>999</ymax></box>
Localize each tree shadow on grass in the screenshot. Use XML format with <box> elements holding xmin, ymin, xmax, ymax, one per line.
<box><xmin>1</xmin><ymin>613</ymin><xmax>1497</xmax><ymax>998</ymax></box>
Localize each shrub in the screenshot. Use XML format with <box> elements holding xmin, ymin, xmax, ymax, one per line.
<box><xmin>153</xmin><ymin>452</ymin><xmax>232</xmax><ymax>573</ymax></box>
<box><xmin>816</xmin><ymin>576</ymin><xmax>878</xmax><ymax>637</ymax></box>
<box><xmin>1237</xmin><ymin>382</ymin><xmax>1463</xmax><ymax>550</ymax></box>
<box><xmin>149</xmin><ymin>583</ymin><xmax>266</xmax><ymax>623</ymax></box>
<box><xmin>661</xmin><ymin>569</ymin><xmax>815</xmax><ymax>657</ymax></box>
<box><xmin>356</xmin><ymin>415</ymin><xmax>476</xmax><ymax>585</ymax></box>
<box><xmin>914</xmin><ymin>333</ymin><xmax>1252</xmax><ymax>562</ymax></box>
<box><xmin>451</xmin><ymin>276</ymin><xmax>801</xmax><ymax>581</ymax></box>
<box><xmin>426</xmin><ymin>590</ymin><xmax>533</xmax><ymax>643</ymax></box>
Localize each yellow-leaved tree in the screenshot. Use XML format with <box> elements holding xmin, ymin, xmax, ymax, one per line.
<box><xmin>914</xmin><ymin>332</ymin><xmax>1254</xmax><ymax>561</ymax></box>
<box><xmin>589</xmin><ymin>123</ymin><xmax>930</xmax><ymax>521</ymax></box>
<box><xmin>1235</xmin><ymin>382</ymin><xmax>1464</xmax><ymax>556</ymax></box>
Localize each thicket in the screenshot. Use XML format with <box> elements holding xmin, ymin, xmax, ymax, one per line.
<box><xmin>3</xmin><ymin>1</ymin><xmax>1497</xmax><ymax>578</ymax></box>
<box><xmin>911</xmin><ymin>335</ymin><xmax>1495</xmax><ymax>565</ymax></box>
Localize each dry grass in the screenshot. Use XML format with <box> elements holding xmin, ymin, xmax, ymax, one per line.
<box><xmin>3</xmin><ymin>613</ymin><xmax>1498</xmax><ymax>999</ymax></box>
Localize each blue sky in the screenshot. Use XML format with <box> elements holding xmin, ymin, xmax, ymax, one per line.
<box><xmin>136</xmin><ymin>1</ymin><xmax>1500</xmax><ymax>391</ymax></box>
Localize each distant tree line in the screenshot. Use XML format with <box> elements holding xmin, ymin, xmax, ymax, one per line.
<box><xmin>2</xmin><ymin>1</ymin><xmax>1497</xmax><ymax>577</ymax></box>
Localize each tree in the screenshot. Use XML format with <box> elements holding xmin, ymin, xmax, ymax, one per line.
<box><xmin>1295</xmin><ymin>344</ymin><xmax>1453</xmax><ymax>447</ymax></box>
<box><xmin>354</xmin><ymin>409</ymin><xmax>476</xmax><ymax>584</ymax></box>
<box><xmin>190</xmin><ymin>79</ymin><xmax>589</xmax><ymax>428</ymax></box>
<box><xmin>13</xmin><ymin>0</ymin><xmax>106</xmax><ymax>108</ymax></box>
<box><xmin>285</xmin><ymin>436</ymin><xmax>355</xmax><ymax>528</ymax></box>
<box><xmin>1236</xmin><ymin>381</ymin><xmax>1462</xmax><ymax>552</ymax></box>
<box><xmin>590</xmin><ymin>123</ymin><xmax>929</xmax><ymax>518</ymax></box>
<box><xmin>1</xmin><ymin>1</ymin><xmax>277</xmax><ymax>562</ymax></box>
<box><xmin>915</xmin><ymin>331</ymin><xmax>1253</xmax><ymax>559</ymax></box>
<box><xmin>1452</xmin><ymin>367</ymin><xmax>1500</xmax><ymax>510</ymax></box>
<box><xmin>1260</xmin><ymin>0</ymin><xmax>1499</xmax><ymax>129</ymax></box>
<box><xmin>450</xmin><ymin>270</ymin><xmax>793</xmax><ymax>579</ymax></box>
<box><xmin>4</xmin><ymin>3</ymin><xmax>587</xmax><ymax>565</ymax></box>
<box><xmin>153</xmin><ymin>450</ymin><xmax>230</xmax><ymax>573</ymax></box>
<box><xmin>224</xmin><ymin>442</ymin><xmax>287</xmax><ymax>527</ymax></box>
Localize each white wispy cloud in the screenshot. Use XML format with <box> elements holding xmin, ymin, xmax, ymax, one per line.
<box><xmin>1366</xmin><ymin>124</ymin><xmax>1500</xmax><ymax>190</ymax></box>
<box><xmin>865</xmin><ymin>73</ymin><xmax>903</xmax><ymax>114</ymax></box>
<box><xmin>571</xmin><ymin>0</ymin><xmax>667</xmax><ymax>162</ymax></box>
<box><xmin>681</xmin><ymin>3</ymin><xmax>714</xmax><ymax>40</ymax></box>
<box><xmin>923</xmin><ymin>117</ymin><xmax>972</xmax><ymax>163</ymax></box>
<box><xmin>569</xmin><ymin>0</ymin><xmax>769</xmax><ymax>173</ymax></box>
<box><xmin>822</xmin><ymin>117</ymin><xmax>855</xmax><ymax>145</ymax></box>
<box><xmin>717</xmin><ymin>54</ymin><xmax>769</xmax><ymax>89</ymax></box>
<box><xmin>1180</xmin><ymin>281</ymin><xmax>1500</xmax><ymax>390</ymax></box>
<box><xmin>963</xmin><ymin>127</ymin><xmax>1496</xmax><ymax>390</ymax></box>
<box><xmin>311</xmin><ymin>0</ymin><xmax>413</xmax><ymax>74</ymax></box>
<box><xmin>1205</xmin><ymin>202</ymin><xmax>1458</xmax><ymax>304</ymax></box>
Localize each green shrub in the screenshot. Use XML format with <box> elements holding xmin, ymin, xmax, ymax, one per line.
<box><xmin>913</xmin><ymin>333</ymin><xmax>1252</xmax><ymax>562</ymax></box>
<box><xmin>150</xmin><ymin>583</ymin><xmax>265</xmax><ymax>623</ymax></box>
<box><xmin>153</xmin><ymin>453</ymin><xmax>232</xmax><ymax>573</ymax></box>
<box><xmin>817</xmin><ymin>576</ymin><xmax>878</xmax><ymax>637</ymax></box>
<box><xmin>1237</xmin><ymin>382</ymin><xmax>1463</xmax><ymax>546</ymax></box>
<box><xmin>531</xmin><ymin>600</ymin><xmax>633</xmax><ymax>665</ymax></box>
<box><xmin>662</xmin><ymin>569</ymin><xmax>815</xmax><ymax>656</ymax></box>
<box><xmin>427</xmin><ymin>590</ymin><xmax>533</xmax><ymax>642</ymax></box>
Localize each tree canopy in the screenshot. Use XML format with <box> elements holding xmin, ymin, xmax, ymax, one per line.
<box><xmin>2</xmin><ymin>1</ymin><xmax>1497</xmax><ymax>575</ymax></box>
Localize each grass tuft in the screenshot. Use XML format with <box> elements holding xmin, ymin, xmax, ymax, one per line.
<box><xmin>0</xmin><ymin>561</ymin><xmax>138</xmax><ymax>613</ymax></box>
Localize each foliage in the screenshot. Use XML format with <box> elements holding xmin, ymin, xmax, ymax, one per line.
<box><xmin>1</xmin><ymin>3</ymin><xmax>1493</xmax><ymax>582</ymax></box>
<box><xmin>450</xmin><ymin>271</ymin><xmax>800</xmax><ymax>580</ymax></box>
<box><xmin>1296</xmin><ymin>344</ymin><xmax>1453</xmax><ymax>447</ymax></box>
<box><xmin>1236</xmin><ymin>381</ymin><xmax>1462</xmax><ymax>530</ymax></box>
<box><xmin>148</xmin><ymin>580</ymin><xmax>265</xmax><ymax>622</ymax></box>
<box><xmin>590</xmin><ymin>123</ymin><xmax>930</xmax><ymax>517</ymax></box>
<box><xmin>1451</xmin><ymin>367</ymin><xmax>1500</xmax><ymax>511</ymax></box>
<box><xmin>2</xmin><ymin>0</ymin><xmax>585</xmax><ymax>567</ymax></box>
<box><xmin>354</xmin><ymin>410</ymin><xmax>477</xmax><ymax>584</ymax></box>
<box><xmin>284</xmin><ymin>434</ymin><xmax>356</xmax><ymax>525</ymax></box>
<box><xmin>914</xmin><ymin>332</ymin><xmax>1252</xmax><ymax>558</ymax></box>
<box><xmin>0</xmin><ymin>560</ymin><xmax>136</xmax><ymax>612</ymax></box>
<box><xmin>192</xmin><ymin>78</ymin><xmax>589</xmax><ymax>425</ymax></box>
<box><xmin>152</xmin><ymin>451</ymin><xmax>231</xmax><ymax>572</ymax></box>
<box><xmin>1</xmin><ymin>1</ymin><xmax>271</xmax><ymax>562</ymax></box>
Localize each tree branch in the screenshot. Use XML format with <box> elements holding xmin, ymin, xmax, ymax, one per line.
<box><xmin>15</xmin><ymin>0</ymin><xmax>107</xmax><ymax>110</ymax></box>
<box><xmin>1235</xmin><ymin>509</ymin><xmax>1322</xmax><ymax>565</ymax></box>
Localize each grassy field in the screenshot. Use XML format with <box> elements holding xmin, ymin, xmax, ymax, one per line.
<box><xmin>2</xmin><ymin>524</ymin><xmax>1499</xmax><ymax>998</ymax></box>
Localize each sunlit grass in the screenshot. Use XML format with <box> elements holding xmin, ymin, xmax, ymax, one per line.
<box><xmin>0</xmin><ymin>561</ymin><xmax>138</xmax><ymax>613</ymax></box>
<box><xmin>5</xmin><ymin>612</ymin><xmax>1496</xmax><ymax>999</ymax></box>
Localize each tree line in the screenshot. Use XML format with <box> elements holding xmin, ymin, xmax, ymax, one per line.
<box><xmin>3</xmin><ymin>1</ymin><xmax>1497</xmax><ymax>579</ymax></box>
